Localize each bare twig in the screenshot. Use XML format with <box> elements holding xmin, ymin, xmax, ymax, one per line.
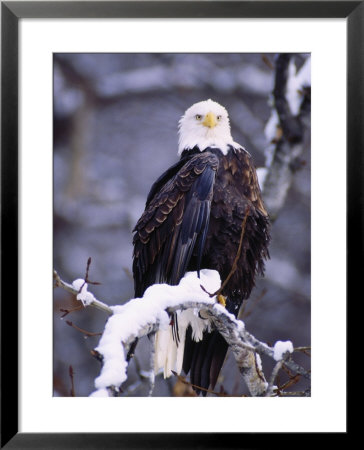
<box><xmin>213</xmin><ymin>209</ymin><xmax>249</xmax><ymax>297</ymax></box>
<box><xmin>83</xmin><ymin>257</ymin><xmax>102</xmax><ymax>286</ymax></box>
<box><xmin>65</xmin><ymin>320</ymin><xmax>102</xmax><ymax>337</ymax></box>
<box><xmin>279</xmin><ymin>389</ymin><xmax>311</xmax><ymax>397</ymax></box>
<box><xmin>200</xmin><ymin>209</ymin><xmax>249</xmax><ymax>298</ymax></box>
<box><xmin>90</xmin><ymin>349</ymin><xmax>103</xmax><ymax>363</ymax></box>
<box><xmin>60</xmin><ymin>305</ymin><xmax>84</xmax><ymax>318</ymax></box>
<box><xmin>294</xmin><ymin>346</ymin><xmax>311</xmax><ymax>356</ymax></box>
<box><xmin>278</xmin><ymin>374</ymin><xmax>301</xmax><ymax>393</ymax></box>
<box><xmin>171</xmin><ymin>371</ymin><xmax>230</xmax><ymax>397</ymax></box>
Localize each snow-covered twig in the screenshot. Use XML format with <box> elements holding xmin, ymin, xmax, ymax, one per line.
<box><xmin>53</xmin><ymin>270</ymin><xmax>113</xmax><ymax>315</ymax></box>
<box><xmin>265</xmin><ymin>360</ymin><xmax>284</xmax><ymax>397</ymax></box>
<box><xmin>203</xmin><ymin>306</ymin><xmax>308</xmax><ymax>379</ymax></box>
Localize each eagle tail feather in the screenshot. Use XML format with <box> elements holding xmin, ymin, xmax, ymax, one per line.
<box><xmin>208</xmin><ymin>332</ymin><xmax>229</xmax><ymax>391</ymax></box>
<box><xmin>154</xmin><ymin>310</ymin><xmax>204</xmax><ymax>379</ymax></box>
<box><xmin>190</xmin><ymin>332</ymin><xmax>212</xmax><ymax>395</ymax></box>
<box><xmin>154</xmin><ymin>326</ymin><xmax>186</xmax><ymax>378</ymax></box>
<box><xmin>183</xmin><ymin>328</ymin><xmax>228</xmax><ymax>396</ymax></box>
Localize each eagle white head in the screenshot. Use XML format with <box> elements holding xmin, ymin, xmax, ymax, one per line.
<box><xmin>178</xmin><ymin>99</ymin><xmax>238</xmax><ymax>155</ymax></box>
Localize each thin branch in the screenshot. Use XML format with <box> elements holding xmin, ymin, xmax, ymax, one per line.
<box><xmin>82</xmin><ymin>256</ymin><xmax>102</xmax><ymax>287</ymax></box>
<box><xmin>265</xmin><ymin>360</ymin><xmax>284</xmax><ymax>397</ymax></box>
<box><xmin>54</xmin><ymin>270</ymin><xmax>113</xmax><ymax>315</ymax></box>
<box><xmin>211</xmin><ymin>209</ymin><xmax>249</xmax><ymax>298</ymax></box>
<box><xmin>294</xmin><ymin>346</ymin><xmax>311</xmax><ymax>356</ymax></box>
<box><xmin>65</xmin><ymin>320</ymin><xmax>102</xmax><ymax>337</ymax></box>
<box><xmin>171</xmin><ymin>371</ymin><xmax>231</xmax><ymax>397</ymax></box>
<box><xmin>200</xmin><ymin>211</ymin><xmax>249</xmax><ymax>299</ymax></box>
<box><xmin>278</xmin><ymin>374</ymin><xmax>301</xmax><ymax>393</ymax></box>
<box><xmin>90</xmin><ymin>349</ymin><xmax>103</xmax><ymax>363</ymax></box>
<box><xmin>278</xmin><ymin>389</ymin><xmax>311</xmax><ymax>397</ymax></box>
<box><xmin>60</xmin><ymin>305</ymin><xmax>84</xmax><ymax>318</ymax></box>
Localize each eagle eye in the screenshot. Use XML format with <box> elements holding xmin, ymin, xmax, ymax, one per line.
<box><xmin>195</xmin><ymin>114</ymin><xmax>202</xmax><ymax>121</ymax></box>
<box><xmin>217</xmin><ymin>115</ymin><xmax>222</xmax><ymax>121</ymax></box>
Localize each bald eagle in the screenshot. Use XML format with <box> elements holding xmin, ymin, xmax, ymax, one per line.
<box><xmin>133</xmin><ymin>99</ymin><xmax>270</xmax><ymax>395</ymax></box>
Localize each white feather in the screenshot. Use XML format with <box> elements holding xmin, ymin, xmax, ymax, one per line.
<box><xmin>154</xmin><ymin>327</ymin><xmax>171</xmax><ymax>372</ymax></box>
<box><xmin>164</xmin><ymin>331</ymin><xmax>177</xmax><ymax>378</ymax></box>
<box><xmin>154</xmin><ymin>308</ymin><xmax>211</xmax><ymax>378</ymax></box>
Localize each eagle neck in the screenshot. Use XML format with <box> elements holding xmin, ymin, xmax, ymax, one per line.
<box><xmin>180</xmin><ymin>144</ymin><xmax>241</xmax><ymax>160</ymax></box>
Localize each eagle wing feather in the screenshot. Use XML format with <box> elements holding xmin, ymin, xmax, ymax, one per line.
<box><xmin>133</xmin><ymin>152</ymin><xmax>219</xmax><ymax>297</ymax></box>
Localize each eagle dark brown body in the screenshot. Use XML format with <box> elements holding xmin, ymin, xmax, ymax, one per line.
<box><xmin>192</xmin><ymin>146</ymin><xmax>269</xmax><ymax>307</ymax></box>
<box><xmin>133</xmin><ymin>144</ymin><xmax>270</xmax><ymax>395</ymax></box>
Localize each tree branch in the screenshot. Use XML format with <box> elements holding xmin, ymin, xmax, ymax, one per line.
<box><xmin>54</xmin><ymin>269</ymin><xmax>310</xmax><ymax>397</ymax></box>
<box><xmin>53</xmin><ymin>270</ymin><xmax>113</xmax><ymax>315</ymax></box>
<box><xmin>261</xmin><ymin>53</ymin><xmax>310</xmax><ymax>220</ymax></box>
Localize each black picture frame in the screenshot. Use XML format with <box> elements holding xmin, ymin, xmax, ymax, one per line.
<box><xmin>1</xmin><ymin>1</ymin><xmax>359</xmax><ymax>448</ymax></box>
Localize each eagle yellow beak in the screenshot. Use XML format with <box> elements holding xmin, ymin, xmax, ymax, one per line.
<box><xmin>202</xmin><ymin>112</ymin><xmax>217</xmax><ymax>129</ymax></box>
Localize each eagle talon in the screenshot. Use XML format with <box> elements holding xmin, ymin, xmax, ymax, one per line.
<box><xmin>217</xmin><ymin>294</ymin><xmax>227</xmax><ymax>308</ymax></box>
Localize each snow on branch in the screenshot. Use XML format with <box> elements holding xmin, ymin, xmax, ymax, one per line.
<box><xmin>54</xmin><ymin>269</ymin><xmax>310</xmax><ymax>397</ymax></box>
<box><xmin>53</xmin><ymin>270</ymin><xmax>113</xmax><ymax>315</ymax></box>
<box><xmin>260</xmin><ymin>54</ymin><xmax>311</xmax><ymax>220</ymax></box>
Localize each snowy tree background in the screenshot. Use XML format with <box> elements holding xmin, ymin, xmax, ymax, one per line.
<box><xmin>53</xmin><ymin>53</ymin><xmax>310</xmax><ymax>397</ymax></box>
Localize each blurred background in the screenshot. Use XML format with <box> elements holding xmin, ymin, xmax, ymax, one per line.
<box><xmin>53</xmin><ymin>53</ymin><xmax>310</xmax><ymax>397</ymax></box>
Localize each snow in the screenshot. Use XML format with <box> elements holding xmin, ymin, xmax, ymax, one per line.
<box><xmin>89</xmin><ymin>388</ymin><xmax>109</xmax><ymax>397</ymax></box>
<box><xmin>213</xmin><ymin>303</ymin><xmax>237</xmax><ymax>324</ymax></box>
<box><xmin>236</xmin><ymin>320</ymin><xmax>245</xmax><ymax>332</ymax></box>
<box><xmin>263</xmin><ymin>108</ymin><xmax>279</xmax><ymax>178</ymax></box>
<box><xmin>256</xmin><ymin>167</ymin><xmax>268</xmax><ymax>189</ymax></box>
<box><xmin>72</xmin><ymin>279</ymin><xmax>97</xmax><ymax>306</ymax></box>
<box><xmin>89</xmin><ymin>269</ymin><xmax>221</xmax><ymax>396</ymax></box>
<box><xmin>255</xmin><ymin>353</ymin><xmax>263</xmax><ymax>371</ymax></box>
<box><xmin>286</xmin><ymin>56</ymin><xmax>311</xmax><ymax>116</ymax></box>
<box><xmin>273</xmin><ymin>340</ymin><xmax>294</xmax><ymax>361</ymax></box>
<box><xmin>153</xmin><ymin>283</ymin><xmax>247</xmax><ymax>380</ymax></box>
<box><xmin>262</xmin><ymin>56</ymin><xmax>311</xmax><ymax>181</ymax></box>
<box><xmin>264</xmin><ymin>109</ymin><xmax>279</xmax><ymax>146</ymax></box>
